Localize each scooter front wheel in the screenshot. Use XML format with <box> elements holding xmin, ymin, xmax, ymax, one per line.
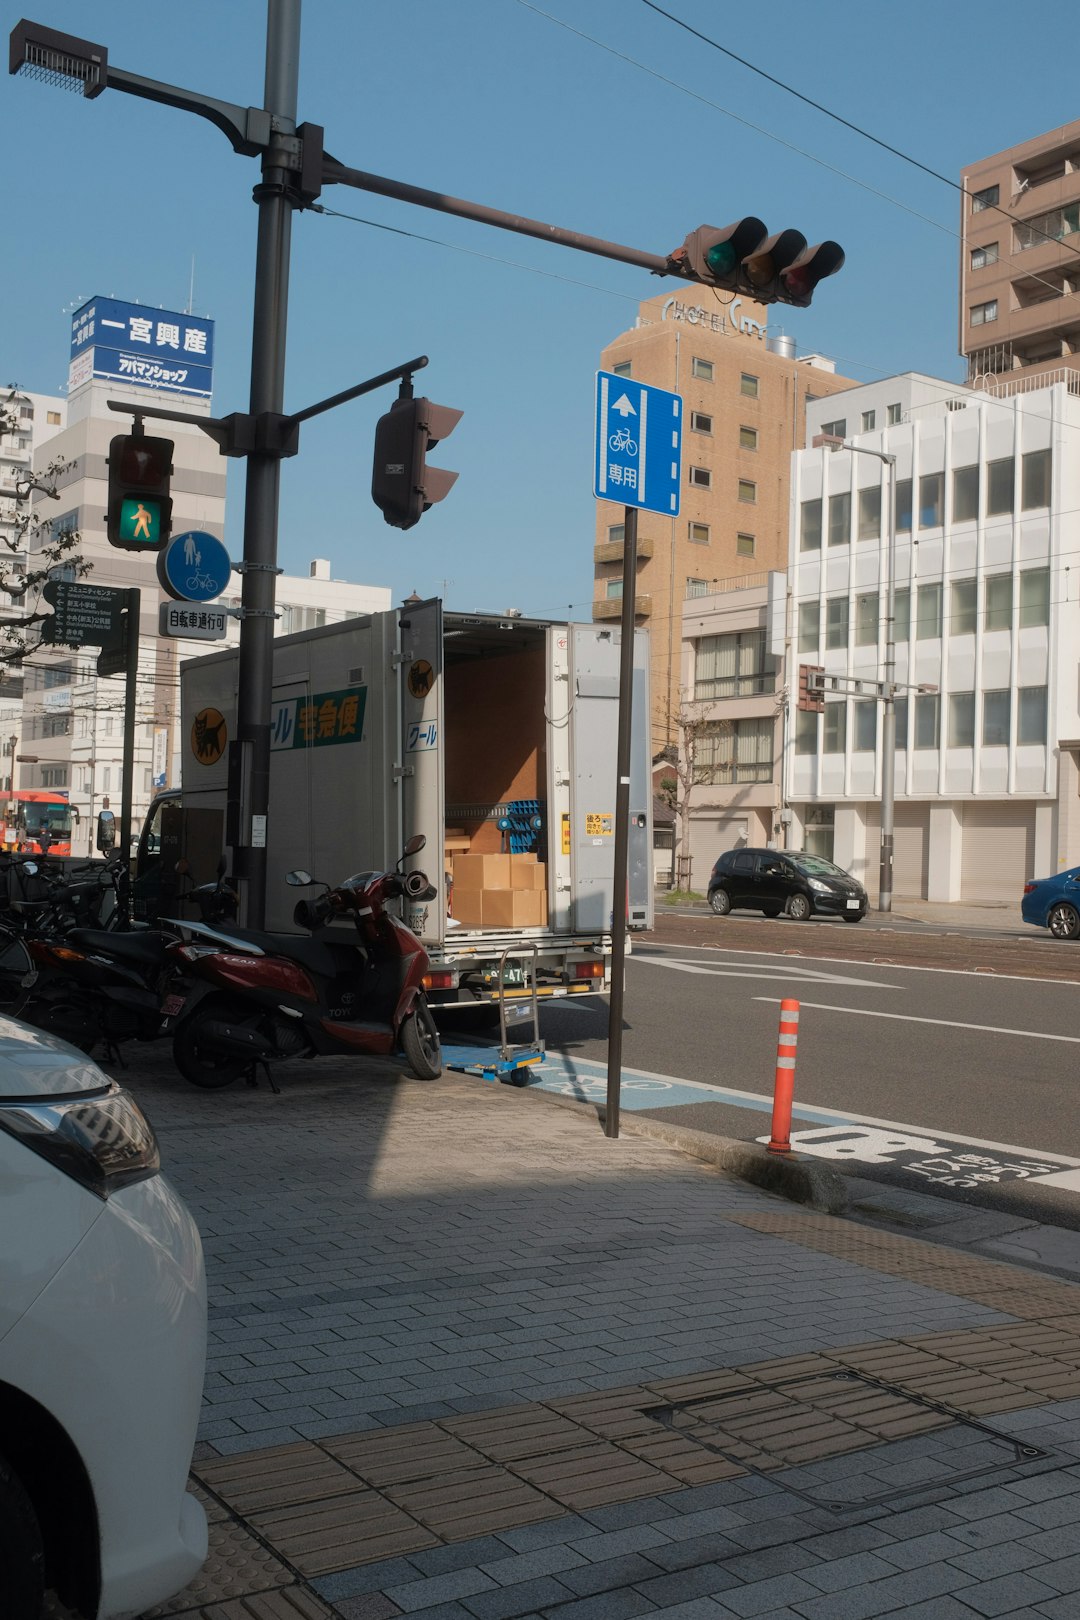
<box><xmin>401</xmin><ymin>999</ymin><xmax>442</xmax><ymax>1081</ymax></box>
<box><xmin>173</xmin><ymin>995</ymin><xmax>255</xmax><ymax>1089</ymax></box>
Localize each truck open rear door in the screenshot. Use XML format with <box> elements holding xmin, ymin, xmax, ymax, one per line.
<box><xmin>397</xmin><ymin>597</ymin><xmax>446</xmax><ymax>947</ymax></box>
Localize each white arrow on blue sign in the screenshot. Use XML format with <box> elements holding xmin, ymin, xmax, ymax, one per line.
<box><xmin>594</xmin><ymin>371</ymin><xmax>682</xmax><ymax>518</ymax></box>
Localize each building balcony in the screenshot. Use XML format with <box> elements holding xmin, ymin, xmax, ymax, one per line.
<box><xmin>594</xmin><ymin>535</ymin><xmax>653</xmax><ymax>565</ymax></box>
<box><xmin>592</xmin><ymin>595</ymin><xmax>651</xmax><ymax>621</ymax></box>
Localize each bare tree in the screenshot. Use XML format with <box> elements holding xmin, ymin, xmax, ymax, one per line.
<box><xmin>662</xmin><ymin>694</ymin><xmax>730</xmax><ymax>890</ymax></box>
<box><xmin>0</xmin><ymin>386</ymin><xmax>91</xmax><ymax>664</ymax></box>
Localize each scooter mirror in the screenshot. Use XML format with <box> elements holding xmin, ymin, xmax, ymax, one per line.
<box><xmin>403</xmin><ymin>834</ymin><xmax>426</xmax><ymax>857</ymax></box>
<box><xmin>285</xmin><ymin>870</ymin><xmax>315</xmax><ymax>887</ymax></box>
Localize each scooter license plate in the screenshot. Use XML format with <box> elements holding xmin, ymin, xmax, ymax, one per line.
<box><xmin>161</xmin><ymin>993</ymin><xmax>187</xmax><ymax>1018</ymax></box>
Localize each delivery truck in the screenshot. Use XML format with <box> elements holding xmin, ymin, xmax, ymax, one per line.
<box><xmin>137</xmin><ymin>600</ymin><xmax>652</xmax><ymax>1024</ymax></box>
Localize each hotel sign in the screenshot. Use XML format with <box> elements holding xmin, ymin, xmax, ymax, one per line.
<box><xmin>660</xmin><ymin>295</ymin><xmax>767</xmax><ymax>341</ymax></box>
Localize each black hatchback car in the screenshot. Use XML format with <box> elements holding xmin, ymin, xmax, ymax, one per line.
<box><xmin>707</xmin><ymin>847</ymin><xmax>868</xmax><ymax>922</ymax></box>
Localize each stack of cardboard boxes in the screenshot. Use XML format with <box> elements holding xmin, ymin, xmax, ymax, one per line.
<box><xmin>450</xmin><ymin>852</ymin><xmax>548</xmax><ymax>929</ymax></box>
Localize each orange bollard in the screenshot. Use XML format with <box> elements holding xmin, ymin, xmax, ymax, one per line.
<box><xmin>767</xmin><ymin>998</ymin><xmax>800</xmax><ymax>1154</ymax></box>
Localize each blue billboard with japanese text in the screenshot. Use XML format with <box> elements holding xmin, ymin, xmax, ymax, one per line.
<box><xmin>68</xmin><ymin>296</ymin><xmax>215</xmax><ymax>399</ymax></box>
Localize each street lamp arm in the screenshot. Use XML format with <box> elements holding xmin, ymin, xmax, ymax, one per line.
<box><xmin>106</xmin><ymin>66</ymin><xmax>272</xmax><ymax>156</ymax></box>
<box><xmin>320</xmin><ymin>155</ymin><xmax>676</xmax><ymax>277</ymax></box>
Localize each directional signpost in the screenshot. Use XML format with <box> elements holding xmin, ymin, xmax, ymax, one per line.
<box><xmin>593</xmin><ymin>372</ymin><xmax>683</xmax><ymax>1141</ymax></box>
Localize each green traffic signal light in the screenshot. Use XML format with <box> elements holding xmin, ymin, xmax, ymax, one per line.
<box><xmin>117</xmin><ymin>496</ymin><xmax>162</xmax><ymax>547</ymax></box>
<box><xmin>704</xmin><ymin>241</ymin><xmax>737</xmax><ymax>277</ymax></box>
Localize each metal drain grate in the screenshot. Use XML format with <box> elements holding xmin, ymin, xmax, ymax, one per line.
<box><xmin>643</xmin><ymin>1370</ymin><xmax>1051</xmax><ymax>1514</ymax></box>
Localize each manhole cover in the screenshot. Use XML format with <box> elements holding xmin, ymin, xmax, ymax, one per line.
<box><xmin>643</xmin><ymin>1370</ymin><xmax>1050</xmax><ymax>1514</ymax></box>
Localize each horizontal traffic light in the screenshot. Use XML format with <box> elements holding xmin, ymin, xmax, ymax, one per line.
<box><xmin>106</xmin><ymin>432</ymin><xmax>173</xmax><ymax>552</ymax></box>
<box><xmin>797</xmin><ymin>665</ymin><xmax>825</xmax><ymax>713</ymax></box>
<box><xmin>670</xmin><ymin>220</ymin><xmax>844</xmax><ymax>308</ymax></box>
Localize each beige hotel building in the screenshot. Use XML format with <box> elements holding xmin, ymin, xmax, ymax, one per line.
<box><xmin>593</xmin><ymin>286</ymin><xmax>856</xmax><ymax>756</ymax></box>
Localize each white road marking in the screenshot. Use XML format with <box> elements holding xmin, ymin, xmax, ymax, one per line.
<box><xmin>637</xmin><ymin>940</ymin><xmax>1080</xmax><ymax>989</ymax></box>
<box><xmin>637</xmin><ymin>958</ymin><xmax>902</xmax><ymax>991</ymax></box>
<box><xmin>753</xmin><ymin>996</ymin><xmax>1080</xmax><ymax>1044</ymax></box>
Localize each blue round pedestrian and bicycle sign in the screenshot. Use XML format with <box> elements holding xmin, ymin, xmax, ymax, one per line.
<box><xmin>158</xmin><ymin>530</ymin><xmax>232</xmax><ymax>603</ymax></box>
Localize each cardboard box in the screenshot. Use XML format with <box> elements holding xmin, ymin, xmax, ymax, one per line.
<box><xmin>481</xmin><ymin>889</ymin><xmax>545</xmax><ymax>929</ymax></box>
<box><xmin>508</xmin><ymin>856</ymin><xmax>546</xmax><ymax>891</ymax></box>
<box><xmin>450</xmin><ymin>889</ymin><xmax>485</xmax><ymax>927</ymax></box>
<box><xmin>452</xmin><ymin>853</ymin><xmax>511</xmax><ymax>890</ymax></box>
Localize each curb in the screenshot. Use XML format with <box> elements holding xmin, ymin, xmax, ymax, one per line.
<box><xmin>518</xmin><ymin>1083</ymin><xmax>848</xmax><ymax>1215</ymax></box>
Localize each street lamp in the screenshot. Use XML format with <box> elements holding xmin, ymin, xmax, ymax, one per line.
<box><xmin>813</xmin><ymin>433</ymin><xmax>897</xmax><ymax>913</ymax></box>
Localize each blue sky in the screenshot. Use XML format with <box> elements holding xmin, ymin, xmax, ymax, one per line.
<box><xmin>4</xmin><ymin>1</ymin><xmax>1078</xmax><ymax>618</ymax></box>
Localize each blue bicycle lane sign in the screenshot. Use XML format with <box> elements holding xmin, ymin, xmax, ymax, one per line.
<box><xmin>158</xmin><ymin>530</ymin><xmax>233</xmax><ymax>603</ymax></box>
<box><xmin>594</xmin><ymin>370</ymin><xmax>682</xmax><ymax>518</ymax></box>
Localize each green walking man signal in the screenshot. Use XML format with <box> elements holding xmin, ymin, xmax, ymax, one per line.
<box><xmin>106</xmin><ymin>431</ymin><xmax>174</xmax><ymax>551</ymax></box>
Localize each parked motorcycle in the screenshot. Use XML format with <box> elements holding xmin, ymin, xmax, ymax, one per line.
<box><xmin>163</xmin><ymin>836</ymin><xmax>443</xmax><ymax>1088</ymax></box>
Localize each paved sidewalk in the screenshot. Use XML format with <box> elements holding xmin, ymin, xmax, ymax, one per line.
<box><xmin>122</xmin><ymin>1051</ymin><xmax>1080</xmax><ymax>1620</ymax></box>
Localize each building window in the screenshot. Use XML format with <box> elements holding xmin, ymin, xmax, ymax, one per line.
<box><xmin>612</xmin><ymin>360</ymin><xmax>632</xmax><ymax>377</ymax></box>
<box><xmin>800</xmin><ymin>498</ymin><xmax>822</xmax><ymax>551</ymax></box>
<box><xmin>695</xmin><ymin>630</ymin><xmax>770</xmax><ymax>699</ymax></box>
<box><xmin>982</xmin><ymin>689</ymin><xmax>1010</xmax><ymax>746</ymax></box>
<box><xmin>820</xmin><ymin>418</ymin><xmax>846</xmax><ymax>439</ymax></box>
<box><xmin>825</xmin><ymin>596</ymin><xmax>849</xmax><ymax>649</ymax></box>
<box><xmin>887</xmin><ymin>402</ymin><xmax>902</xmax><ymax>425</ymax></box>
<box><xmin>41</xmin><ymin>767</ymin><xmax>69</xmax><ymax>789</ymax></box>
<box><xmin>738</xmin><ymin>479</ymin><xmax>757</xmax><ymax>504</ymax></box>
<box><xmin>919</xmin><ymin>471</ymin><xmax>944</xmax><ymax>528</ymax></box>
<box><xmin>691</xmin><ymin>411</ymin><xmax>712</xmax><ymax>434</ymax></box>
<box><xmin>1016</xmin><ymin>203</ymin><xmax>1080</xmax><ymax>251</ymax></box>
<box><xmin>690</xmin><ymin>465</ymin><xmax>712</xmax><ymax>489</ymax></box>
<box><xmin>692</xmin><ymin>357</ymin><xmax>714</xmax><ymax>381</ymax></box>
<box><xmin>853</xmin><ymin>701</ymin><xmax>877</xmax><ymax>752</ymax></box>
<box><xmin>688</xmin><ymin>521</ymin><xmax>710</xmax><ymax>545</ymax></box>
<box><xmin>986</xmin><ymin>456</ymin><xmax>1014</xmax><ymax>515</ymax></box>
<box><xmin>740</xmin><ymin>372</ymin><xmax>759</xmax><ymax>398</ymax></box>
<box><xmin>916</xmin><ymin>581</ymin><xmax>942</xmax><ymax>639</ymax></box>
<box><xmin>607</xmin><ymin>522</ymin><xmax>624</xmax><ymax>543</ymax></box>
<box><xmin>797</xmin><ymin>601</ymin><xmax>818</xmax><ymax>653</ymax></box>
<box><xmin>1018</xmin><ymin>685</ymin><xmax>1048</xmax><ymax>744</ymax></box>
<box><xmin>894</xmin><ymin>588</ymin><xmax>911</xmax><ymax>642</ymax></box>
<box><xmin>970</xmin><ymin>299</ymin><xmax>998</xmax><ymax>326</ymax></box>
<box><xmin>739</xmin><ymin>425</ymin><xmax>758</xmax><ymax>451</ymax></box>
<box><xmin>858</xmin><ymin>485</ymin><xmax>881</xmax><ymax>541</ymax></box>
<box><xmin>828</xmin><ymin>491</ymin><xmax>851</xmax><ymax>547</ymax></box>
<box><xmin>1019</xmin><ymin>566</ymin><xmax>1050</xmax><ymax>627</ymax></box>
<box><xmin>970</xmin><ymin>242</ymin><xmax>999</xmax><ymax>270</ymax></box>
<box><xmin>950</xmin><ymin>577</ymin><xmax>977</xmax><ymax>636</ymax></box>
<box><xmin>985</xmin><ymin>573</ymin><xmax>1012</xmax><ymax>631</ymax></box>
<box><xmin>736</xmin><ymin>532</ymin><xmax>755</xmax><ymax>557</ymax></box>
<box><xmin>1022</xmin><ymin>448</ymin><xmax>1051</xmax><ymax>509</ymax></box>
<box><xmin>696</xmin><ymin>716</ymin><xmax>773</xmax><ymax>784</ymax></box>
<box><xmin>914</xmin><ymin>693</ymin><xmax>940</xmax><ymax>749</ymax></box>
<box><xmin>804</xmin><ymin>804</ymin><xmax>834</xmax><ymax>861</ymax></box>
<box><xmin>823</xmin><ymin>703</ymin><xmax>847</xmax><ymax>754</ymax></box>
<box><xmin>895</xmin><ymin>477</ymin><xmax>913</xmax><ymax>533</ymax></box>
<box><xmin>686</xmin><ymin>578</ymin><xmax>709</xmax><ymax>599</ymax></box>
<box><xmin>795</xmin><ymin>709</ymin><xmax>818</xmax><ymax>754</ymax></box>
<box><xmin>861</xmin><ymin>410</ymin><xmax>876</xmax><ymax>432</ymax></box>
<box><xmin>953</xmin><ymin>464</ymin><xmax>979</xmax><ymax>523</ymax></box>
<box><xmin>971</xmin><ymin>183</ymin><xmax>999</xmax><ymax>213</ymax></box>
<box><xmin>895</xmin><ymin>695</ymin><xmax>909</xmax><ymax>748</ymax></box>
<box><xmin>948</xmin><ymin>692</ymin><xmax>975</xmax><ymax>748</ymax></box>
<box><xmin>855</xmin><ymin>592</ymin><xmax>878</xmax><ymax>646</ymax></box>
<box><xmin>606</xmin><ymin>579</ymin><xmax>623</xmax><ymax>600</ymax></box>
<box><xmin>47</xmin><ymin>410</ymin><xmax>61</xmax><ymax>425</ymax></box>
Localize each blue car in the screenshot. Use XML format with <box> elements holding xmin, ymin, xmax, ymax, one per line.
<box><xmin>1022</xmin><ymin>866</ymin><xmax>1080</xmax><ymax>939</ymax></box>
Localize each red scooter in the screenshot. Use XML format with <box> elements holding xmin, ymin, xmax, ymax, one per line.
<box><xmin>162</xmin><ymin>836</ymin><xmax>442</xmax><ymax>1088</ymax></box>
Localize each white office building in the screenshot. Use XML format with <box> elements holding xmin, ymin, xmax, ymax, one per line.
<box><xmin>784</xmin><ymin>370</ymin><xmax>1080</xmax><ymax>901</ymax></box>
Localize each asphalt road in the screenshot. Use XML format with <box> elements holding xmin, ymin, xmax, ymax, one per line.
<box><xmin>518</xmin><ymin>919</ymin><xmax>1080</xmax><ymax>1230</ymax></box>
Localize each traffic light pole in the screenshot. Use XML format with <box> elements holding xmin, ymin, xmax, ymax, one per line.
<box><xmin>234</xmin><ymin>0</ymin><xmax>300</xmax><ymax>926</ymax></box>
<box><xmin>604</xmin><ymin>505</ymin><xmax>638</xmax><ymax>1142</ymax></box>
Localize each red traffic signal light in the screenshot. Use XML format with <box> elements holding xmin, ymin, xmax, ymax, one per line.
<box><xmin>372</xmin><ymin>395</ymin><xmax>462</xmax><ymax>531</ymax></box>
<box><xmin>670</xmin><ymin>220</ymin><xmax>844</xmax><ymax>308</ymax></box>
<box><xmin>778</xmin><ymin>241</ymin><xmax>846</xmax><ymax>308</ymax></box>
<box><xmin>797</xmin><ymin>665</ymin><xmax>825</xmax><ymax>713</ymax></box>
<box><xmin>106</xmin><ymin>432</ymin><xmax>173</xmax><ymax>552</ymax></box>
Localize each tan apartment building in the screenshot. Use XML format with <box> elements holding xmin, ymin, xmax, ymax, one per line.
<box><xmin>961</xmin><ymin>119</ymin><xmax>1080</xmax><ymax>387</ymax></box>
<box><xmin>593</xmin><ymin>287</ymin><xmax>855</xmax><ymax>756</ymax></box>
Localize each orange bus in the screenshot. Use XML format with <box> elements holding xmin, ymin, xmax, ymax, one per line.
<box><xmin>1</xmin><ymin>790</ymin><xmax>79</xmax><ymax>857</ymax></box>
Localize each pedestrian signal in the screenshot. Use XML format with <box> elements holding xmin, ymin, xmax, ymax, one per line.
<box><xmin>372</xmin><ymin>394</ymin><xmax>462</xmax><ymax>531</ymax></box>
<box><xmin>107</xmin><ymin>432</ymin><xmax>174</xmax><ymax>552</ymax></box>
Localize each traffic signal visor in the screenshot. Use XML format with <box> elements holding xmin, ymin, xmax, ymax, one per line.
<box><xmin>675</xmin><ymin>219</ymin><xmax>767</xmax><ymax>290</ymax></box>
<box><xmin>779</xmin><ymin>241</ymin><xmax>845</xmax><ymax>307</ymax></box>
